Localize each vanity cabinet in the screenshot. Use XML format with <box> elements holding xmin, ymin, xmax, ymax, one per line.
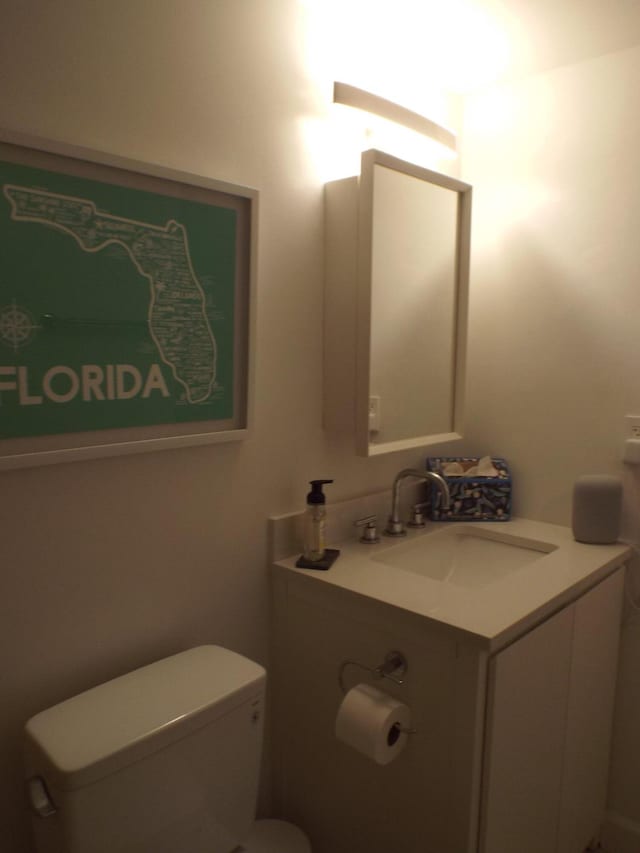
<box><xmin>481</xmin><ymin>569</ymin><xmax>623</xmax><ymax>853</ymax></box>
<box><xmin>271</xmin><ymin>560</ymin><xmax>624</xmax><ymax>853</ymax></box>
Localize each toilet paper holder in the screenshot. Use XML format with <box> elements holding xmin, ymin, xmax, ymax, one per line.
<box><xmin>338</xmin><ymin>650</ymin><xmax>408</xmax><ymax>695</ymax></box>
<box><xmin>337</xmin><ymin>652</ymin><xmax>416</xmax><ymax>737</ymax></box>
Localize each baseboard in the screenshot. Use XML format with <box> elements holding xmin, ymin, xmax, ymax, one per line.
<box><xmin>601</xmin><ymin>812</ymin><xmax>640</xmax><ymax>853</ymax></box>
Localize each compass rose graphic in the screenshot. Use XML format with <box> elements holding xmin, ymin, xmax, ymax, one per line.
<box><xmin>0</xmin><ymin>300</ymin><xmax>41</xmax><ymax>351</ymax></box>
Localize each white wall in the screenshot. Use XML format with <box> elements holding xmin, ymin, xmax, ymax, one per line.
<box><xmin>4</xmin><ymin>2</ymin><xmax>640</xmax><ymax>851</ymax></box>
<box><xmin>0</xmin><ymin>3</ymin><xmax>464</xmax><ymax>850</ymax></box>
<box><xmin>462</xmin><ymin>44</ymin><xmax>640</xmax><ymax>847</ymax></box>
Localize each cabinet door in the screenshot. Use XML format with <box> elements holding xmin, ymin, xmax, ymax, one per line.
<box><xmin>557</xmin><ymin>570</ymin><xmax>624</xmax><ymax>853</ymax></box>
<box><xmin>480</xmin><ymin>607</ymin><xmax>574</xmax><ymax>853</ymax></box>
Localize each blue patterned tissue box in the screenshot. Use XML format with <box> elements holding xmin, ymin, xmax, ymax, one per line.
<box><xmin>426</xmin><ymin>456</ymin><xmax>512</xmax><ymax>522</ymax></box>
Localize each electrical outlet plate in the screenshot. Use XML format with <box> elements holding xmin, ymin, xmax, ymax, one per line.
<box><xmin>369</xmin><ymin>395</ymin><xmax>381</xmax><ymax>432</ymax></box>
<box><xmin>625</xmin><ymin>414</ymin><xmax>640</xmax><ymax>438</ymax></box>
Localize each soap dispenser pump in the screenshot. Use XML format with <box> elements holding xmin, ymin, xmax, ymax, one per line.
<box><xmin>296</xmin><ymin>479</ymin><xmax>340</xmax><ymax>570</ymax></box>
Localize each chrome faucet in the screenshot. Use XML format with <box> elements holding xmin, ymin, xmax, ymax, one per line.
<box><xmin>385</xmin><ymin>468</ymin><xmax>451</xmax><ymax>536</ymax></box>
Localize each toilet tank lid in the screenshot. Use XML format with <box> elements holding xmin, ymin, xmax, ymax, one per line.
<box><xmin>25</xmin><ymin>646</ymin><xmax>266</xmax><ymax>791</ymax></box>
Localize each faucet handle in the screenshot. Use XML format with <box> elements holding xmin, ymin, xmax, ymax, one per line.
<box><xmin>355</xmin><ymin>515</ymin><xmax>380</xmax><ymax>544</ymax></box>
<box><xmin>408</xmin><ymin>501</ymin><xmax>429</xmax><ymax>528</ymax></box>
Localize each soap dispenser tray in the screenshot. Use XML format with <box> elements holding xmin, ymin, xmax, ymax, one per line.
<box><xmin>295</xmin><ymin>548</ymin><xmax>341</xmax><ymax>571</ymax></box>
<box><xmin>426</xmin><ymin>456</ymin><xmax>511</xmax><ymax>522</ymax></box>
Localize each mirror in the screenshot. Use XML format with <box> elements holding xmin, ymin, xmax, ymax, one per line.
<box><xmin>323</xmin><ymin>149</ymin><xmax>471</xmax><ymax>457</ymax></box>
<box><xmin>357</xmin><ymin>150</ymin><xmax>471</xmax><ymax>456</ymax></box>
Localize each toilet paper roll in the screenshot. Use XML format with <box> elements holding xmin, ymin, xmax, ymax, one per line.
<box><xmin>335</xmin><ymin>683</ymin><xmax>411</xmax><ymax>765</ymax></box>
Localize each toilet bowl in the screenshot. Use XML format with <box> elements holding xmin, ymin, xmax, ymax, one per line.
<box><xmin>24</xmin><ymin>646</ymin><xmax>311</xmax><ymax>853</ymax></box>
<box><xmin>246</xmin><ymin>819</ymin><xmax>311</xmax><ymax>852</ymax></box>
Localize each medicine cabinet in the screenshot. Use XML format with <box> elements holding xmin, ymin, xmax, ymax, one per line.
<box><xmin>324</xmin><ymin>149</ymin><xmax>471</xmax><ymax>456</ymax></box>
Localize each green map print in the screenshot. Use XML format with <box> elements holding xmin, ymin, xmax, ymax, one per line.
<box><xmin>0</xmin><ymin>159</ymin><xmax>237</xmax><ymax>439</ymax></box>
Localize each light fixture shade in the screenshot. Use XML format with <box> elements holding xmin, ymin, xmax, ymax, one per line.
<box><xmin>333</xmin><ymin>81</ymin><xmax>457</xmax><ymax>153</ymax></box>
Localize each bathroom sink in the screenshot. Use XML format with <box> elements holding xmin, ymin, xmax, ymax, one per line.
<box><xmin>371</xmin><ymin>525</ymin><xmax>557</xmax><ymax>590</ymax></box>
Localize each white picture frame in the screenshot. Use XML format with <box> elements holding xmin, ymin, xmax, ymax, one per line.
<box><xmin>0</xmin><ymin>129</ymin><xmax>257</xmax><ymax>470</ymax></box>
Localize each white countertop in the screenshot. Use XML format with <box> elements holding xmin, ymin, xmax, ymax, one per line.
<box><xmin>273</xmin><ymin>517</ymin><xmax>631</xmax><ymax>651</ymax></box>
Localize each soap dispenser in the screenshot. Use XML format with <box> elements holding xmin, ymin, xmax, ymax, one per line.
<box><xmin>296</xmin><ymin>479</ymin><xmax>340</xmax><ymax>570</ymax></box>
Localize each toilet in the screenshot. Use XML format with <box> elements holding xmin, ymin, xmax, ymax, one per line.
<box><xmin>24</xmin><ymin>645</ymin><xmax>311</xmax><ymax>853</ymax></box>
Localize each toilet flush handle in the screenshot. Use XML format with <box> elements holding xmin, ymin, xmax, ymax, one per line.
<box><xmin>27</xmin><ymin>777</ymin><xmax>57</xmax><ymax>818</ymax></box>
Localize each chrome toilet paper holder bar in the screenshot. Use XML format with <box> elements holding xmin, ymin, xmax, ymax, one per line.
<box><xmin>338</xmin><ymin>650</ymin><xmax>408</xmax><ymax>694</ymax></box>
<box><xmin>337</xmin><ymin>651</ymin><xmax>416</xmax><ymax>736</ymax></box>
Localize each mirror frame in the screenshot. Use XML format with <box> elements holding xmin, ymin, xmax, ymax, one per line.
<box><xmin>356</xmin><ymin>149</ymin><xmax>472</xmax><ymax>457</ymax></box>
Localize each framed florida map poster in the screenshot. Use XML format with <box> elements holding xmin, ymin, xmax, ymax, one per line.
<box><xmin>0</xmin><ymin>130</ymin><xmax>256</xmax><ymax>469</ymax></box>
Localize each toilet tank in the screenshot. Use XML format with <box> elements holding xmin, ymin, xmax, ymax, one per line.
<box><xmin>24</xmin><ymin>646</ymin><xmax>266</xmax><ymax>853</ymax></box>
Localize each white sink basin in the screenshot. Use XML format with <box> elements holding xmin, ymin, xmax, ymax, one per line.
<box><xmin>371</xmin><ymin>525</ymin><xmax>558</xmax><ymax>589</ymax></box>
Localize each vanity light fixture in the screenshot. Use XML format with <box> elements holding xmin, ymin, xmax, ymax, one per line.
<box><xmin>333</xmin><ymin>81</ymin><xmax>457</xmax><ymax>153</ymax></box>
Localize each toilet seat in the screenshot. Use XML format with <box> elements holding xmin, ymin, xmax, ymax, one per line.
<box><xmin>243</xmin><ymin>819</ymin><xmax>312</xmax><ymax>853</ymax></box>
